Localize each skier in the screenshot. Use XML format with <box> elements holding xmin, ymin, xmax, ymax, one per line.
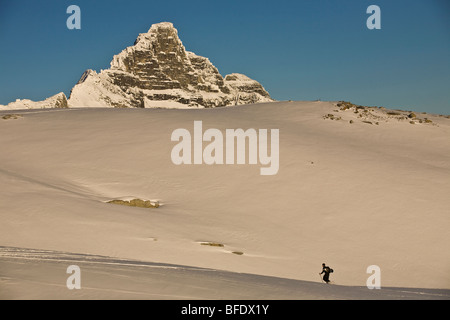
<box><xmin>320</xmin><ymin>263</ymin><xmax>333</xmax><ymax>283</ymax></box>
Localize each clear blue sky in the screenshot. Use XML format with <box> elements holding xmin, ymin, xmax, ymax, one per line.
<box><xmin>1</xmin><ymin>0</ymin><xmax>449</xmax><ymax>114</ymax></box>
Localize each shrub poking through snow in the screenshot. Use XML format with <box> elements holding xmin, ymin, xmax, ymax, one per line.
<box><xmin>200</xmin><ymin>242</ymin><xmax>224</xmax><ymax>247</ymax></box>
<box><xmin>107</xmin><ymin>198</ymin><xmax>159</xmax><ymax>208</ymax></box>
<box><xmin>2</xmin><ymin>114</ymin><xmax>22</xmax><ymax>120</ymax></box>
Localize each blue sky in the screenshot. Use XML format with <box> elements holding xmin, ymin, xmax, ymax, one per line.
<box><xmin>0</xmin><ymin>0</ymin><xmax>449</xmax><ymax>114</ymax></box>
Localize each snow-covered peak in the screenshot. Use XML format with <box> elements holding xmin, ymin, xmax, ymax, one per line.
<box><xmin>147</xmin><ymin>22</ymin><xmax>176</xmax><ymax>33</ymax></box>
<box><xmin>70</xmin><ymin>22</ymin><xmax>273</xmax><ymax>108</ymax></box>
<box><xmin>133</xmin><ymin>21</ymin><xmax>181</xmax><ymax>49</ymax></box>
<box><xmin>0</xmin><ymin>92</ymin><xmax>68</xmax><ymax>110</ymax></box>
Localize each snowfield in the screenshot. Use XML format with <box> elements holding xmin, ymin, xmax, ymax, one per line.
<box><xmin>0</xmin><ymin>101</ymin><xmax>449</xmax><ymax>299</ymax></box>
<box><xmin>1</xmin><ymin>246</ymin><xmax>448</xmax><ymax>300</ymax></box>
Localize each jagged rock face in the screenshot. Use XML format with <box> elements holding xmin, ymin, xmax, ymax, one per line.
<box><xmin>0</xmin><ymin>92</ymin><xmax>68</xmax><ymax>110</ymax></box>
<box><xmin>69</xmin><ymin>22</ymin><xmax>273</xmax><ymax>108</ymax></box>
<box><xmin>225</xmin><ymin>73</ymin><xmax>272</xmax><ymax>104</ymax></box>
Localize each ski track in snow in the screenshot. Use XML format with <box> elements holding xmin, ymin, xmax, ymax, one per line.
<box><xmin>0</xmin><ymin>246</ymin><xmax>209</xmax><ymax>271</ymax></box>
<box><xmin>1</xmin><ymin>246</ymin><xmax>449</xmax><ymax>300</ymax></box>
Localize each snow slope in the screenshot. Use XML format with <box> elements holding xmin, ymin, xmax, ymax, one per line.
<box><xmin>1</xmin><ymin>246</ymin><xmax>448</xmax><ymax>300</ymax></box>
<box><xmin>0</xmin><ymin>101</ymin><xmax>449</xmax><ymax>298</ymax></box>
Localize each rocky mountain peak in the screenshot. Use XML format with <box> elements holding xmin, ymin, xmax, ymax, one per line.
<box><xmin>69</xmin><ymin>22</ymin><xmax>273</xmax><ymax>108</ymax></box>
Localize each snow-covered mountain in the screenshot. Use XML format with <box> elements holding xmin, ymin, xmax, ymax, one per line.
<box><xmin>0</xmin><ymin>92</ymin><xmax>68</xmax><ymax>110</ymax></box>
<box><xmin>68</xmin><ymin>22</ymin><xmax>273</xmax><ymax>108</ymax></box>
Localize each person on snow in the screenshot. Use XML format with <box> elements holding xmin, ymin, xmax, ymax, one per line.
<box><xmin>320</xmin><ymin>263</ymin><xmax>333</xmax><ymax>283</ymax></box>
